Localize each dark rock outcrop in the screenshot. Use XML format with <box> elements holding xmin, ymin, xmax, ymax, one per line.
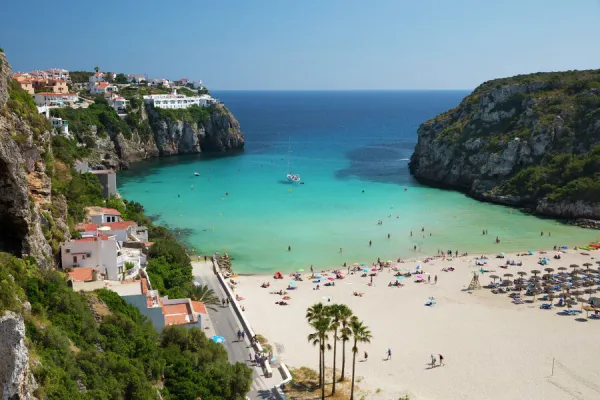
<box><xmin>0</xmin><ymin>52</ymin><xmax>55</xmax><ymax>264</ymax></box>
<box><xmin>0</xmin><ymin>312</ymin><xmax>37</xmax><ymax>400</ymax></box>
<box><xmin>410</xmin><ymin>70</ymin><xmax>600</xmax><ymax>220</ymax></box>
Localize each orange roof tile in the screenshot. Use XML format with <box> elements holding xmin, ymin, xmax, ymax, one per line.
<box><xmin>36</xmin><ymin>92</ymin><xmax>77</xmax><ymax>97</ymax></box>
<box><xmin>97</xmin><ymin>82</ymin><xmax>110</xmax><ymax>88</ymax></box>
<box><xmin>141</xmin><ymin>278</ymin><xmax>148</xmax><ymax>295</ymax></box>
<box><xmin>75</xmin><ymin>223</ymin><xmax>98</xmax><ymax>232</ymax></box>
<box><xmin>191</xmin><ymin>301</ymin><xmax>207</xmax><ymax>315</ymax></box>
<box><xmin>101</xmin><ymin>221</ymin><xmax>136</xmax><ymax>231</ymax></box>
<box><xmin>68</xmin><ymin>268</ymin><xmax>96</xmax><ymax>282</ymax></box>
<box><xmin>163</xmin><ymin>303</ymin><xmax>189</xmax><ymax>316</ymax></box>
<box><xmin>165</xmin><ymin>314</ymin><xmax>190</xmax><ymax>326</ymax></box>
<box><xmin>101</xmin><ymin>207</ymin><xmax>121</xmax><ymax>215</ymax></box>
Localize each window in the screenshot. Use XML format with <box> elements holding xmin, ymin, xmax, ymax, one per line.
<box><xmin>73</xmin><ymin>256</ymin><xmax>77</xmax><ymax>263</ymax></box>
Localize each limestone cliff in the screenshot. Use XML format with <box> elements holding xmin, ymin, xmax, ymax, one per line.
<box><xmin>0</xmin><ymin>52</ymin><xmax>60</xmax><ymax>265</ymax></box>
<box><xmin>0</xmin><ymin>312</ymin><xmax>37</xmax><ymax>400</ymax></box>
<box><xmin>146</xmin><ymin>103</ymin><xmax>244</xmax><ymax>157</ymax></box>
<box><xmin>409</xmin><ymin>70</ymin><xmax>600</xmax><ymax>220</ymax></box>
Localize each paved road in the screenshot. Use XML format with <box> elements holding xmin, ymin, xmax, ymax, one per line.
<box><xmin>193</xmin><ymin>262</ymin><xmax>276</xmax><ymax>400</ymax></box>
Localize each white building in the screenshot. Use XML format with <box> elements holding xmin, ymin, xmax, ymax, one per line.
<box><xmin>87</xmin><ymin>207</ymin><xmax>122</xmax><ymax>224</ymax></box>
<box><xmin>143</xmin><ymin>90</ymin><xmax>217</xmax><ymax>109</ymax></box>
<box><xmin>89</xmin><ymin>71</ymin><xmax>105</xmax><ymax>85</ymax></box>
<box><xmin>34</xmin><ymin>92</ymin><xmax>79</xmax><ymax>107</ymax></box>
<box><xmin>192</xmin><ymin>80</ymin><xmax>204</xmax><ymax>89</ymax></box>
<box><xmin>127</xmin><ymin>74</ymin><xmax>146</xmax><ymax>84</ymax></box>
<box><xmin>61</xmin><ymin>235</ymin><xmax>120</xmax><ymax>280</ymax></box>
<box><xmin>108</xmin><ymin>96</ymin><xmax>127</xmax><ymax>113</ymax></box>
<box><xmin>50</xmin><ymin>117</ymin><xmax>69</xmax><ymax>134</ymax></box>
<box><xmin>149</xmin><ymin>78</ymin><xmax>170</xmax><ymax>87</ymax></box>
<box><xmin>90</xmin><ymin>82</ymin><xmax>117</xmax><ymax>95</ymax></box>
<box><xmin>45</xmin><ymin>68</ymin><xmax>70</xmax><ymax>82</ymax></box>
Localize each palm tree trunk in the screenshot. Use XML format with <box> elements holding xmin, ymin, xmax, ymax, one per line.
<box><xmin>332</xmin><ymin>329</ymin><xmax>337</xmax><ymax>394</ymax></box>
<box><xmin>350</xmin><ymin>349</ymin><xmax>357</xmax><ymax>400</ymax></box>
<box><xmin>318</xmin><ymin>339</ymin><xmax>323</xmax><ymax>386</ymax></box>
<box><xmin>321</xmin><ymin>343</ymin><xmax>325</xmax><ymax>400</ymax></box>
<box><xmin>340</xmin><ymin>339</ymin><xmax>346</xmax><ymax>382</ymax></box>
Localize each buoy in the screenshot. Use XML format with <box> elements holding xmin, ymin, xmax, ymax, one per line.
<box><xmin>222</xmin><ymin>198</ymin><xmax>224</xmax><ymax>200</ymax></box>
<box><xmin>289</xmin><ymin>189</ymin><xmax>292</xmax><ymax>193</ymax></box>
<box><xmin>220</xmin><ymin>213</ymin><xmax>223</xmax><ymax>216</ymax></box>
<box><xmin>180</xmin><ymin>214</ymin><xmax>182</xmax><ymax>217</ymax></box>
<box><xmin>226</xmin><ymin>192</ymin><xmax>229</xmax><ymax>196</ymax></box>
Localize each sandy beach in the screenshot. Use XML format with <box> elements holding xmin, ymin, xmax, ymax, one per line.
<box><xmin>229</xmin><ymin>248</ymin><xmax>600</xmax><ymax>399</ymax></box>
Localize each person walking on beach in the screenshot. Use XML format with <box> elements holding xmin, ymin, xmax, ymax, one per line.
<box><xmin>241</xmin><ymin>331</ymin><xmax>245</xmax><ymax>340</ymax></box>
<box><xmin>439</xmin><ymin>354</ymin><xmax>444</xmax><ymax>366</ymax></box>
<box><xmin>226</xmin><ymin>298</ymin><xmax>230</xmax><ymax>305</ymax></box>
<box><xmin>430</xmin><ymin>354</ymin><xmax>437</xmax><ymax>369</ymax></box>
<box><xmin>428</xmin><ymin>275</ymin><xmax>431</xmax><ymax>284</ymax></box>
<box><xmin>434</xmin><ymin>275</ymin><xmax>438</xmax><ymax>284</ymax></box>
<box><xmin>237</xmin><ymin>330</ymin><xmax>242</xmax><ymax>342</ymax></box>
<box><xmin>387</xmin><ymin>348</ymin><xmax>392</xmax><ymax>360</ymax></box>
<box><xmin>222</xmin><ymin>298</ymin><xmax>226</xmax><ymax>307</ymax></box>
<box><xmin>364</xmin><ymin>351</ymin><xmax>368</xmax><ymax>361</ymax></box>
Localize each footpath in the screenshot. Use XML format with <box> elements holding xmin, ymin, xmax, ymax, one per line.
<box><xmin>192</xmin><ymin>261</ymin><xmax>289</xmax><ymax>400</ymax></box>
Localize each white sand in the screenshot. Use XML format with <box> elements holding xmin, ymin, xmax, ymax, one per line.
<box><xmin>233</xmin><ymin>249</ymin><xmax>600</xmax><ymax>399</ymax></box>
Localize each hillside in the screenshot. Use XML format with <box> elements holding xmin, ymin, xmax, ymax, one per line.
<box><xmin>409</xmin><ymin>69</ymin><xmax>600</xmax><ymax>220</ymax></box>
<box><xmin>0</xmin><ymin>52</ymin><xmax>252</xmax><ymax>399</ymax></box>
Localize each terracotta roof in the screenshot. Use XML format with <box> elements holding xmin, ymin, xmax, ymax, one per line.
<box><xmin>94</xmin><ymin>72</ymin><xmax>104</xmax><ymax>76</ymax></box>
<box><xmin>101</xmin><ymin>221</ymin><xmax>136</xmax><ymax>230</ymax></box>
<box><xmin>68</xmin><ymin>268</ymin><xmax>97</xmax><ymax>282</ymax></box>
<box><xmin>75</xmin><ymin>223</ymin><xmax>98</xmax><ymax>232</ymax></box>
<box><xmin>141</xmin><ymin>278</ymin><xmax>148</xmax><ymax>295</ymax></box>
<box><xmin>97</xmin><ymin>82</ymin><xmax>110</xmax><ymax>89</ymax></box>
<box><xmin>36</xmin><ymin>92</ymin><xmax>77</xmax><ymax>97</ymax></box>
<box><xmin>165</xmin><ymin>314</ymin><xmax>191</xmax><ymax>325</ymax></box>
<box><xmin>191</xmin><ymin>301</ymin><xmax>207</xmax><ymax>315</ymax></box>
<box><xmin>87</xmin><ymin>207</ymin><xmax>121</xmax><ymax>216</ymax></box>
<box><xmin>74</xmin><ymin>234</ymin><xmax>113</xmax><ymax>243</ymax></box>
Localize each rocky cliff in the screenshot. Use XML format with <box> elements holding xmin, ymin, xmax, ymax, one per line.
<box><xmin>146</xmin><ymin>104</ymin><xmax>244</xmax><ymax>157</ymax></box>
<box><xmin>409</xmin><ymin>70</ymin><xmax>600</xmax><ymax>220</ymax></box>
<box><xmin>0</xmin><ymin>52</ymin><xmax>63</xmax><ymax>265</ymax></box>
<box><xmin>0</xmin><ymin>312</ymin><xmax>37</xmax><ymax>400</ymax></box>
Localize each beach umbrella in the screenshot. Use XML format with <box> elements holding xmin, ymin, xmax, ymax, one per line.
<box><xmin>531</xmin><ymin>269</ymin><xmax>541</xmax><ymax>277</ymax></box>
<box><xmin>289</xmin><ymin>281</ymin><xmax>297</xmax><ymax>286</ymax></box>
<box><xmin>352</xmin><ymin>263</ymin><xmax>360</xmax><ymax>267</ymax></box>
<box><xmin>583</xmin><ymin>305</ymin><xmax>596</xmax><ymax>318</ymax></box>
<box><xmin>386</xmin><ymin>260</ymin><xmax>393</xmax><ymax>263</ymax></box>
<box><xmin>416</xmin><ymin>274</ymin><xmax>424</xmax><ymax>279</ymax></box>
<box><xmin>517</xmin><ymin>271</ymin><xmax>528</xmax><ymax>278</ymax></box>
<box><xmin>528</xmin><ymin>250</ymin><xmax>534</xmax><ymax>255</ymax></box>
<box><xmin>596</xmin><ymin>261</ymin><xmax>600</xmax><ymax>265</ymax></box>
<box><xmin>363</xmin><ymin>269</ymin><xmax>369</xmax><ymax>273</ymax></box>
<box><xmin>544</xmin><ymin>267</ymin><xmax>555</xmax><ymax>274</ymax></box>
<box><xmin>499</xmin><ymin>252</ymin><xmax>505</xmax><ymax>257</ymax></box>
<box><xmin>315</xmin><ymin>273</ymin><xmax>323</xmax><ymax>278</ymax></box>
<box><xmin>211</xmin><ymin>335</ymin><xmax>225</xmax><ymax>344</ymax></box>
<box><xmin>570</xmin><ymin>264</ymin><xmax>580</xmax><ymax>270</ymax></box>
<box><xmin>328</xmin><ymin>277</ymin><xmax>335</xmax><ymax>281</ymax></box>
<box><xmin>558</xmin><ymin>267</ymin><xmax>568</xmax><ymax>273</ymax></box>
<box><xmin>489</xmin><ymin>274</ymin><xmax>500</xmax><ymax>283</ymax></box>
<box><xmin>396</xmin><ymin>276</ymin><xmax>404</xmax><ymax>280</ymax></box>
<box><xmin>503</xmin><ymin>273</ymin><xmax>514</xmax><ymax>280</ymax></box>
<box><xmin>298</xmin><ymin>268</ymin><xmax>304</xmax><ymax>272</ymax></box>
<box><xmin>584</xmin><ymin>263</ymin><xmax>593</xmax><ymax>268</ymax></box>
<box><xmin>282</xmin><ymin>296</ymin><xmax>291</xmax><ymax>300</ymax></box>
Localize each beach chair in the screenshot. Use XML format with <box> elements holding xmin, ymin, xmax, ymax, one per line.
<box><xmin>513</xmin><ymin>298</ymin><xmax>524</xmax><ymax>305</ymax></box>
<box><xmin>563</xmin><ymin>309</ymin><xmax>577</xmax><ymax>316</ymax></box>
<box><xmin>540</xmin><ymin>303</ymin><xmax>553</xmax><ymax>310</ymax></box>
<box><xmin>425</xmin><ymin>300</ymin><xmax>436</xmax><ymax>306</ymax></box>
<box><xmin>589</xmin><ymin>314</ymin><xmax>600</xmax><ymax>320</ymax></box>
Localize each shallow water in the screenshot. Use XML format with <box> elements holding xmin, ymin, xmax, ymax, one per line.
<box><xmin>118</xmin><ymin>91</ymin><xmax>597</xmax><ymax>273</ymax></box>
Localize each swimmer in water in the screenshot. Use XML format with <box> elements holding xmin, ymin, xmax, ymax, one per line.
<box><xmin>369</xmin><ymin>240</ymin><xmax>372</xmax><ymax>247</ymax></box>
<box><xmin>288</xmin><ymin>245</ymin><xmax>291</xmax><ymax>251</ymax></box>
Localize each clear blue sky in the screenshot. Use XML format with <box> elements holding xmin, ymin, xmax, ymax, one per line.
<box><xmin>2</xmin><ymin>0</ymin><xmax>599</xmax><ymax>90</ymax></box>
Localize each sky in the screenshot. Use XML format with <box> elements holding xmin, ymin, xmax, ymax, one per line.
<box><xmin>2</xmin><ymin>0</ymin><xmax>600</xmax><ymax>90</ymax></box>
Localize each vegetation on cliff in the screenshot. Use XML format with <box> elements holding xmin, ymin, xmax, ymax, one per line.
<box><xmin>0</xmin><ymin>252</ymin><xmax>252</xmax><ymax>399</ymax></box>
<box><xmin>411</xmin><ymin>69</ymin><xmax>600</xmax><ymax>215</ymax></box>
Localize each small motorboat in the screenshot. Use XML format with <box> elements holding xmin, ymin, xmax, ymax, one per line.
<box><xmin>194</xmin><ymin>172</ymin><xmax>200</xmax><ymax>176</ymax></box>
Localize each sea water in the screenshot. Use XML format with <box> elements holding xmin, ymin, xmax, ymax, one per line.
<box><xmin>118</xmin><ymin>91</ymin><xmax>597</xmax><ymax>273</ymax></box>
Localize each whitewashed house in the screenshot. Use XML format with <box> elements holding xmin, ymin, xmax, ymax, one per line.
<box><xmin>61</xmin><ymin>235</ymin><xmax>120</xmax><ymax>280</ymax></box>
<box><xmin>90</xmin><ymin>82</ymin><xmax>117</xmax><ymax>95</ymax></box>
<box><xmin>127</xmin><ymin>74</ymin><xmax>146</xmax><ymax>84</ymax></box>
<box><xmin>149</xmin><ymin>78</ymin><xmax>170</xmax><ymax>87</ymax></box>
<box><xmin>50</xmin><ymin>117</ymin><xmax>69</xmax><ymax>134</ymax></box>
<box><xmin>34</xmin><ymin>92</ymin><xmax>79</xmax><ymax>107</ymax></box>
<box><xmin>143</xmin><ymin>90</ymin><xmax>217</xmax><ymax>110</ymax></box>
<box><xmin>87</xmin><ymin>207</ymin><xmax>122</xmax><ymax>224</ymax></box>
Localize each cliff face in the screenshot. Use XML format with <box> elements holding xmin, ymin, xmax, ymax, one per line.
<box><xmin>0</xmin><ymin>312</ymin><xmax>37</xmax><ymax>400</ymax></box>
<box><xmin>0</xmin><ymin>52</ymin><xmax>57</xmax><ymax>265</ymax></box>
<box><xmin>146</xmin><ymin>104</ymin><xmax>244</xmax><ymax>157</ymax></box>
<box><xmin>409</xmin><ymin>70</ymin><xmax>600</xmax><ymax>219</ymax></box>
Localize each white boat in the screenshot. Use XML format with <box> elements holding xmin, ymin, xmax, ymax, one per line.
<box><xmin>194</xmin><ymin>172</ymin><xmax>200</xmax><ymax>176</ymax></box>
<box><xmin>286</xmin><ymin>139</ymin><xmax>301</xmax><ymax>183</ymax></box>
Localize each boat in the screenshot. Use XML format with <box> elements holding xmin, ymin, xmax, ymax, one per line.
<box><xmin>194</xmin><ymin>172</ymin><xmax>200</xmax><ymax>176</ymax></box>
<box><xmin>286</xmin><ymin>139</ymin><xmax>301</xmax><ymax>183</ymax></box>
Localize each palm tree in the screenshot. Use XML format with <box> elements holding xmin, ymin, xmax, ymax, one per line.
<box><xmin>306</xmin><ymin>303</ymin><xmax>327</xmax><ymax>386</ymax></box>
<box><xmin>94</xmin><ymin>66</ymin><xmax>99</xmax><ymax>73</ymax></box>
<box><xmin>349</xmin><ymin>317</ymin><xmax>372</xmax><ymax>400</ymax></box>
<box><xmin>307</xmin><ymin>315</ymin><xmax>331</xmax><ymax>400</ymax></box>
<box><xmin>328</xmin><ymin>304</ymin><xmax>353</xmax><ymax>394</ymax></box>
<box><xmin>190</xmin><ymin>283</ymin><xmax>220</xmax><ymax>311</ymax></box>
<box><xmin>339</xmin><ymin>324</ymin><xmax>352</xmax><ymax>382</ymax></box>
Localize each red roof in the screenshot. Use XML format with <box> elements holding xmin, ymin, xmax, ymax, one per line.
<box><xmin>141</xmin><ymin>278</ymin><xmax>148</xmax><ymax>295</ymax></box>
<box><xmin>68</xmin><ymin>268</ymin><xmax>97</xmax><ymax>282</ymax></box>
<box><xmin>75</xmin><ymin>223</ymin><xmax>98</xmax><ymax>232</ymax></box>
<box><xmin>37</xmin><ymin>92</ymin><xmax>77</xmax><ymax>97</ymax></box>
<box><xmin>101</xmin><ymin>208</ymin><xmax>121</xmax><ymax>215</ymax></box>
<box><xmin>101</xmin><ymin>221</ymin><xmax>136</xmax><ymax>231</ymax></box>
<box><xmin>74</xmin><ymin>234</ymin><xmax>113</xmax><ymax>243</ymax></box>
<box><xmin>191</xmin><ymin>301</ymin><xmax>207</xmax><ymax>315</ymax></box>
<box><xmin>163</xmin><ymin>303</ymin><xmax>193</xmax><ymax>326</ymax></box>
<box><xmin>97</xmin><ymin>82</ymin><xmax>110</xmax><ymax>89</ymax></box>
<box><xmin>94</xmin><ymin>72</ymin><xmax>104</xmax><ymax>76</ymax></box>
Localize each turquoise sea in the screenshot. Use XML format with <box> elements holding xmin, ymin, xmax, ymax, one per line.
<box><xmin>118</xmin><ymin>91</ymin><xmax>597</xmax><ymax>274</ymax></box>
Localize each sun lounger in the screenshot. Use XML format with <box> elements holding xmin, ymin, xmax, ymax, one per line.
<box><xmin>540</xmin><ymin>303</ymin><xmax>553</xmax><ymax>309</ymax></box>
<box><xmin>513</xmin><ymin>298</ymin><xmax>524</xmax><ymax>304</ymax></box>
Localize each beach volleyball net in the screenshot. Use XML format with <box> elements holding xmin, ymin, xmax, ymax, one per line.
<box><xmin>547</xmin><ymin>358</ymin><xmax>600</xmax><ymax>400</ymax></box>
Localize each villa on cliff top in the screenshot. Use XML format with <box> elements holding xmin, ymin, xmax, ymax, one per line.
<box><xmin>143</xmin><ymin>89</ymin><xmax>218</xmax><ymax>109</ymax></box>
